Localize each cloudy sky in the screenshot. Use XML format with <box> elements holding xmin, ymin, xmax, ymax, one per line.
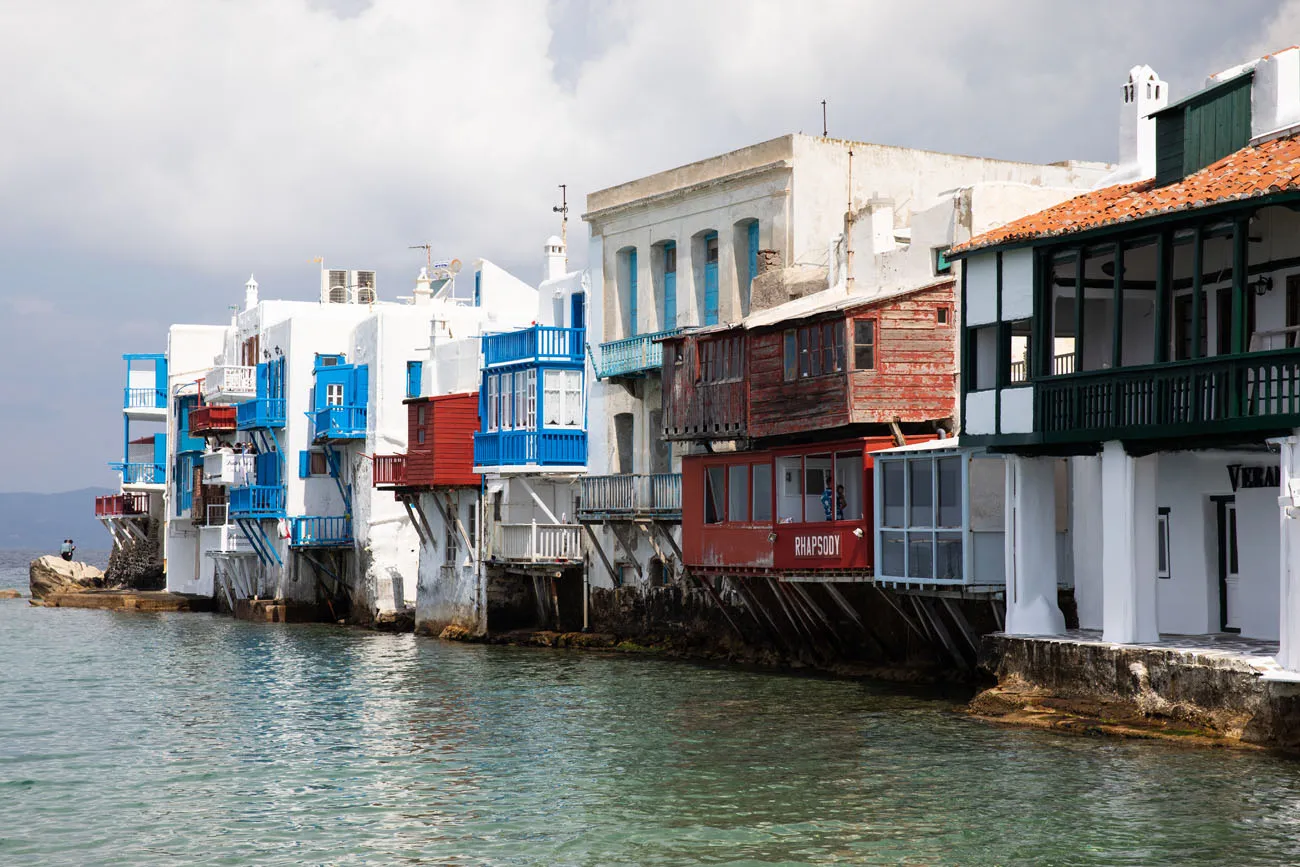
<box><xmin>0</xmin><ymin>0</ymin><xmax>1294</xmax><ymax>493</ymax></box>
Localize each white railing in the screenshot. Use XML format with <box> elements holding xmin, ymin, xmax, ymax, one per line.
<box><xmin>1251</xmin><ymin>326</ymin><xmax>1300</xmax><ymax>352</ymax></box>
<box><xmin>202</xmin><ymin>521</ymin><xmax>253</xmax><ymax>554</ymax></box>
<box><xmin>578</xmin><ymin>473</ymin><xmax>682</xmax><ymax>516</ymax></box>
<box><xmin>204</xmin><ymin>450</ymin><xmax>256</xmax><ymax>486</ymax></box>
<box><xmin>492</xmin><ymin>521</ymin><xmax>583</xmax><ymax>562</ymax></box>
<box><xmin>202</xmin><ymin>365</ymin><xmax>257</xmax><ymax>404</ymax></box>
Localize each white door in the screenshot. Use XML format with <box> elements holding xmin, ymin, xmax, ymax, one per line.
<box><xmin>1223</xmin><ymin>501</ymin><xmax>1240</xmax><ymax>632</ymax></box>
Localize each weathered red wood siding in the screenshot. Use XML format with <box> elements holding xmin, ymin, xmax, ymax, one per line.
<box><xmin>746</xmin><ymin>327</ymin><xmax>851</xmax><ymax>439</ymax></box>
<box><xmin>849</xmin><ymin>282</ymin><xmax>956</xmax><ymax>425</ymax></box>
<box><xmin>404</xmin><ymin>392</ymin><xmax>480</xmax><ymax>488</ymax></box>
<box><xmin>662</xmin><ymin>331</ymin><xmax>748</xmax><ymax>440</ymax></box>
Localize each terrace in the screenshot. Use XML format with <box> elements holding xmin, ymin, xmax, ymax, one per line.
<box><xmin>235</xmin><ymin>398</ymin><xmax>286</xmax><ymax>430</ymax></box>
<box><xmin>189</xmin><ymin>405</ymin><xmax>237</xmax><ymax>436</ymax></box>
<box><xmin>201</xmin><ymin>365</ymin><xmax>256</xmax><ymax>404</ymax></box>
<box><xmin>488</xmin><ymin>521</ymin><xmax>583</xmax><ymax>564</ymax></box>
<box><xmin>289</xmin><ymin>516</ymin><xmax>353</xmax><ymax>548</ymax></box>
<box><xmin>482</xmin><ymin>325</ymin><xmax>584</xmax><ymax>368</ymax></box>
<box><xmin>595</xmin><ymin>328</ymin><xmax>680</xmax><ymax>379</ymax></box>
<box><xmin>228</xmin><ymin>484</ymin><xmax>286</xmax><ymax>519</ymax></box>
<box><xmin>472</xmin><ymin>429</ymin><xmax>586</xmax><ymax>471</ymax></box>
<box><xmin>94</xmin><ymin>492</ymin><xmax>149</xmax><ymax>518</ymax></box>
<box><xmin>313</xmin><ymin>405</ymin><xmax>367</xmax><ymax>442</ymax></box>
<box><xmin>577</xmin><ymin>473</ymin><xmax>681</xmax><ymax>520</ymax></box>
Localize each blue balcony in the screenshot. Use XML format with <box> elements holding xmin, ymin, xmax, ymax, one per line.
<box><xmin>236</xmin><ymin>398</ymin><xmax>287</xmax><ymax>430</ymax></box>
<box><xmin>289</xmin><ymin>516</ymin><xmax>353</xmax><ymax>548</ymax></box>
<box><xmin>123</xmin><ymin>387</ymin><xmax>166</xmax><ymax>410</ymax></box>
<box><xmin>111</xmin><ymin>461</ymin><xmax>165</xmax><ymax>486</ymax></box>
<box><xmin>482</xmin><ymin>326</ymin><xmax>584</xmax><ymax>368</ymax></box>
<box><xmin>473</xmin><ymin>429</ymin><xmax>587</xmax><ymax>469</ymax></box>
<box><xmin>596</xmin><ymin>328</ymin><xmax>681</xmax><ymax>379</ymax></box>
<box><xmin>313</xmin><ymin>405</ymin><xmax>367</xmax><ymax>442</ymax></box>
<box><xmin>228</xmin><ymin>484</ymin><xmax>286</xmax><ymax>519</ymax></box>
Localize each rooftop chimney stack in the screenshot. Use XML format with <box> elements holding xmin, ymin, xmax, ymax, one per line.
<box><xmin>544</xmin><ymin>236</ymin><xmax>567</xmax><ymax>282</ymax></box>
<box><xmin>413</xmin><ymin>266</ymin><xmax>433</xmax><ymax>306</ymax></box>
<box><xmin>244</xmin><ymin>274</ymin><xmax>259</xmax><ymax>311</ymax></box>
<box><xmin>1252</xmin><ymin>47</ymin><xmax>1300</xmax><ymax>140</ymax></box>
<box><xmin>1119</xmin><ymin>65</ymin><xmax>1168</xmax><ymax>181</ymax></box>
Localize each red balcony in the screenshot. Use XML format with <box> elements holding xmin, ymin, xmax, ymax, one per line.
<box><xmin>190</xmin><ymin>405</ymin><xmax>237</xmax><ymax>436</ymax></box>
<box><xmin>95</xmin><ymin>493</ymin><xmax>149</xmax><ymax>518</ymax></box>
<box><xmin>372</xmin><ymin>454</ymin><xmax>408</xmax><ymax>488</ymax></box>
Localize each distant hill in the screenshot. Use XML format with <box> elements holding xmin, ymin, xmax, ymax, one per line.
<box><xmin>0</xmin><ymin>488</ymin><xmax>116</xmax><ymax>551</ymax></box>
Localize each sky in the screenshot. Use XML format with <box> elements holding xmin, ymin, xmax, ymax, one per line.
<box><xmin>0</xmin><ymin>0</ymin><xmax>1294</xmax><ymax>493</ymax></box>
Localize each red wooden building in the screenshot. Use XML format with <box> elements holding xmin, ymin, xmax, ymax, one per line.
<box><xmin>662</xmin><ymin>281</ymin><xmax>956</xmax><ymax>442</ymax></box>
<box><xmin>373</xmin><ymin>392</ymin><xmax>479</xmax><ymax>491</ymax></box>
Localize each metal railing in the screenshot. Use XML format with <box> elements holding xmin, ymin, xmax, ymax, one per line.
<box><xmin>95</xmin><ymin>493</ymin><xmax>149</xmax><ymax>517</ymax></box>
<box><xmin>235</xmin><ymin>398</ymin><xmax>286</xmax><ymax>429</ymax></box>
<box><xmin>314</xmin><ymin>405</ymin><xmax>367</xmax><ymax>441</ymax></box>
<box><xmin>482</xmin><ymin>325</ymin><xmax>584</xmax><ymax>367</ymax></box>
<box><xmin>201</xmin><ymin>366</ymin><xmax>257</xmax><ymax>404</ymax></box>
<box><xmin>207</xmin><ymin>503</ymin><xmax>229</xmax><ymax>526</ymax></box>
<box><xmin>289</xmin><ymin>516</ymin><xmax>353</xmax><ymax>548</ymax></box>
<box><xmin>491</xmin><ymin>521</ymin><xmax>583</xmax><ymax>562</ymax></box>
<box><xmin>596</xmin><ymin>328</ymin><xmax>681</xmax><ymax>379</ymax></box>
<box><xmin>123</xmin><ymin>387</ymin><xmax>166</xmax><ymax>410</ymax></box>
<box><xmin>112</xmin><ymin>462</ymin><xmax>165</xmax><ymax>485</ymax></box>
<box><xmin>578</xmin><ymin>473</ymin><xmax>682</xmax><ymax>517</ymax></box>
<box><xmin>473</xmin><ymin>429</ymin><xmax>586</xmax><ymax>468</ymax></box>
<box><xmin>372</xmin><ymin>454</ymin><xmax>407</xmax><ymax>486</ymax></box>
<box><xmin>228</xmin><ymin>484</ymin><xmax>286</xmax><ymax>518</ymax></box>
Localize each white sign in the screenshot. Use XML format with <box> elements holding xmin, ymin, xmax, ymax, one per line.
<box><xmin>794</xmin><ymin>533</ymin><xmax>840</xmax><ymax>558</ymax></box>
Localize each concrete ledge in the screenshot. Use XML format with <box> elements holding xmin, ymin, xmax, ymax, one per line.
<box><xmin>37</xmin><ymin>590</ymin><xmax>214</xmax><ymax>613</ymax></box>
<box><xmin>233</xmin><ymin>598</ymin><xmax>334</xmax><ymax>623</ymax></box>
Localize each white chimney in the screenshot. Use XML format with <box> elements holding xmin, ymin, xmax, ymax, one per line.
<box><xmin>1119</xmin><ymin>65</ymin><xmax>1168</xmax><ymax>181</ymax></box>
<box><xmin>244</xmin><ymin>274</ymin><xmax>259</xmax><ymax>311</ymax></box>
<box><xmin>544</xmin><ymin>235</ymin><xmax>567</xmax><ymax>282</ymax></box>
<box><xmin>1252</xmin><ymin>47</ymin><xmax>1300</xmax><ymax>140</ymax></box>
<box><xmin>865</xmin><ymin>199</ymin><xmax>896</xmax><ymax>256</ymax></box>
<box><xmin>412</xmin><ymin>266</ymin><xmax>433</xmax><ymax>306</ymax></box>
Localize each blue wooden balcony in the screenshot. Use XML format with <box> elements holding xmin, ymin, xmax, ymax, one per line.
<box><xmin>313</xmin><ymin>405</ymin><xmax>367</xmax><ymax>441</ymax></box>
<box><xmin>111</xmin><ymin>461</ymin><xmax>165</xmax><ymax>485</ymax></box>
<box><xmin>289</xmin><ymin>516</ymin><xmax>353</xmax><ymax>548</ymax></box>
<box><xmin>236</xmin><ymin>398</ymin><xmax>286</xmax><ymax>430</ymax></box>
<box><xmin>473</xmin><ymin>430</ymin><xmax>587</xmax><ymax>469</ymax></box>
<box><xmin>123</xmin><ymin>387</ymin><xmax>166</xmax><ymax>410</ymax></box>
<box><xmin>482</xmin><ymin>326</ymin><xmax>584</xmax><ymax>368</ymax></box>
<box><xmin>228</xmin><ymin>484</ymin><xmax>286</xmax><ymax>519</ymax></box>
<box><xmin>596</xmin><ymin>328</ymin><xmax>681</xmax><ymax>379</ymax></box>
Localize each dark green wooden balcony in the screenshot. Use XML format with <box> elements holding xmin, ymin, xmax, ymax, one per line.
<box><xmin>1035</xmin><ymin>347</ymin><xmax>1300</xmax><ymax>443</ymax></box>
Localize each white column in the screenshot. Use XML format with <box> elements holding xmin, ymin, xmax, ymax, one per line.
<box><xmin>1004</xmin><ymin>455</ymin><xmax>1067</xmax><ymax>635</ymax></box>
<box><xmin>1100</xmin><ymin>441</ymin><xmax>1160</xmax><ymax>643</ymax></box>
<box><xmin>1071</xmin><ymin>455</ymin><xmax>1105</xmax><ymax>630</ymax></box>
<box><xmin>1278</xmin><ymin>433</ymin><xmax>1300</xmax><ymax>670</ymax></box>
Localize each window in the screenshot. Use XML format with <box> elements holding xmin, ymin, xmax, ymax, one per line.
<box><xmin>728</xmin><ymin>466</ymin><xmax>749</xmax><ymax>523</ymax></box>
<box><xmin>878</xmin><ymin>454</ymin><xmax>967</xmax><ymax>583</ymax></box>
<box><xmin>514</xmin><ymin>370</ymin><xmax>527</xmax><ymax>431</ymax></box>
<box><xmin>465</xmin><ymin>501</ymin><xmax>478</xmax><ymax>556</ymax></box>
<box><xmin>853</xmin><ymin>320</ymin><xmax>875</xmax><ymax>370</ymax></box>
<box><xmin>486</xmin><ymin>376</ymin><xmax>498</xmax><ymax>431</ymax></box>
<box><xmin>525</xmin><ymin>369</ymin><xmax>537</xmax><ymax>428</ymax></box>
<box><xmin>1008</xmin><ymin>318</ymin><xmax>1032</xmax><ymax>383</ymax></box>
<box><xmin>705</xmin><ymin>466</ymin><xmax>726</xmax><ymax>524</ymax></box>
<box><xmin>444</xmin><ymin>520</ymin><xmax>459</xmax><ymax>565</ymax></box>
<box><xmin>416</xmin><ymin>427</ymin><xmax>425</xmax><ymax>445</ymax></box>
<box><xmin>934</xmin><ymin>247</ymin><xmax>952</xmax><ymax>274</ymax></box>
<box><xmin>699</xmin><ymin>335</ymin><xmax>743</xmax><ymax>383</ymax></box>
<box><xmin>936</xmin><ymin>306</ymin><xmax>950</xmax><ymax>325</ymax></box>
<box><xmin>326</xmin><ymin>383</ymin><xmax>344</xmax><ymax>406</ymax></box>
<box><xmin>1157</xmin><ymin>507</ymin><xmax>1171</xmax><ymax>579</ymax></box>
<box><xmin>783</xmin><ymin>331</ymin><xmax>797</xmax><ymax>380</ymax></box>
<box><xmin>299</xmin><ymin>450</ymin><xmax>330</xmax><ymax>477</ymax></box>
<box><xmin>663</xmin><ymin>242</ymin><xmax>677</xmax><ymax>331</ymax></box>
<box><xmin>543</xmin><ymin>369</ymin><xmax>583</xmax><ymax>428</ymax></box>
<box><xmin>752</xmin><ymin>463</ymin><xmax>773</xmax><ymax>522</ymax></box>
<box><xmin>416</xmin><ymin>405</ymin><xmax>426</xmax><ymax>427</ymax></box>
<box><xmin>969</xmin><ymin>325</ymin><xmax>999</xmax><ymax>390</ymax></box>
<box><xmin>782</xmin><ymin>322</ymin><xmax>846</xmax><ymax>379</ymax></box>
<box><xmin>500</xmin><ymin>373</ymin><xmax>514</xmax><ymax>429</ymax></box>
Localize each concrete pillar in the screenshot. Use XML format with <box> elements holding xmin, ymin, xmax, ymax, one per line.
<box><xmin>1100</xmin><ymin>441</ymin><xmax>1159</xmax><ymax>643</ymax></box>
<box><xmin>1278</xmin><ymin>434</ymin><xmax>1300</xmax><ymax>670</ymax></box>
<box><xmin>1004</xmin><ymin>455</ymin><xmax>1067</xmax><ymax>635</ymax></box>
<box><xmin>1071</xmin><ymin>455</ymin><xmax>1104</xmax><ymax>630</ymax></box>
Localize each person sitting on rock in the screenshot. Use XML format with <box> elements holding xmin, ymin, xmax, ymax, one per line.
<box><xmin>59</xmin><ymin>539</ymin><xmax>75</xmax><ymax>561</ymax></box>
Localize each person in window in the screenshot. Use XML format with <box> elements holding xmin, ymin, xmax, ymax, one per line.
<box><xmin>60</xmin><ymin>539</ymin><xmax>75</xmax><ymax>561</ymax></box>
<box><xmin>821</xmin><ymin>481</ymin><xmax>834</xmax><ymax>522</ymax></box>
<box><xmin>836</xmin><ymin>485</ymin><xmax>847</xmax><ymax>521</ymax></box>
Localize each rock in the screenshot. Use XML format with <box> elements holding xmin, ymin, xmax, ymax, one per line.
<box><xmin>29</xmin><ymin>556</ymin><xmax>106</xmax><ymax>601</ymax></box>
<box><xmin>0</xmin><ymin>588</ymin><xmax>21</xmax><ymax>599</ymax></box>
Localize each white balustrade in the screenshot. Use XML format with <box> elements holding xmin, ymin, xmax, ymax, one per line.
<box><xmin>493</xmin><ymin>521</ymin><xmax>582</xmax><ymax>562</ymax></box>
<box><xmin>202</xmin><ymin>366</ymin><xmax>257</xmax><ymax>404</ymax></box>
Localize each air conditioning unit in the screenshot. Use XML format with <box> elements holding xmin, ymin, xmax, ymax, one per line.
<box><xmin>354</xmin><ymin>270</ymin><xmax>376</xmax><ymax>304</ymax></box>
<box><xmin>324</xmin><ymin>269</ymin><xmax>349</xmax><ymax>304</ymax></box>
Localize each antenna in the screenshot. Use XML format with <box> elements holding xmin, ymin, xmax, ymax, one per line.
<box><xmin>822</xmin><ymin>99</ymin><xmax>827</xmax><ymax>137</ymax></box>
<box><xmin>552</xmin><ymin>184</ymin><xmax>569</xmax><ymax>258</ymax></box>
<box><xmin>408</xmin><ymin>243</ymin><xmax>433</xmax><ymax>270</ymax></box>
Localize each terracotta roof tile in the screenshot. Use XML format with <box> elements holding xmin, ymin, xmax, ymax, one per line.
<box><xmin>953</xmin><ymin>134</ymin><xmax>1300</xmax><ymax>255</ymax></box>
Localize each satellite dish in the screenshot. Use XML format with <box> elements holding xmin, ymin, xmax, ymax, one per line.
<box><xmin>449</xmin><ymin>258</ymin><xmax>462</xmax><ymax>274</ymax></box>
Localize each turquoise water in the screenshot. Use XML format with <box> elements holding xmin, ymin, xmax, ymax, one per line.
<box><xmin>5</xmin><ymin>551</ymin><xmax>1300</xmax><ymax>865</ymax></box>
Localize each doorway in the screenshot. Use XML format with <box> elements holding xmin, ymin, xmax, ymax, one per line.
<box><xmin>1214</xmin><ymin>496</ymin><xmax>1241</xmax><ymax>633</ymax></box>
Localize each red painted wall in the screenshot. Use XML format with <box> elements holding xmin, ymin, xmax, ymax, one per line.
<box><xmin>405</xmin><ymin>392</ymin><xmax>479</xmax><ymax>488</ymax></box>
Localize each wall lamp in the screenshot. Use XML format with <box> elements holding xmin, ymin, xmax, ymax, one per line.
<box><xmin>852</xmin><ymin>527</ymin><xmax>865</xmax><ymax>538</ymax></box>
<box><xmin>767</xmin><ymin>532</ymin><xmax>778</xmax><ymax>543</ymax></box>
<box><xmin>1253</xmin><ymin>274</ymin><xmax>1275</xmax><ymax>296</ymax></box>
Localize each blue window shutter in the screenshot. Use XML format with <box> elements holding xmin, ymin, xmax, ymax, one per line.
<box><xmin>628</xmin><ymin>249</ymin><xmax>638</xmax><ymax>337</ymax></box>
<box><xmin>748</xmin><ymin>221</ymin><xmax>759</xmax><ymax>286</ymax></box>
<box><xmin>571</xmin><ymin>293</ymin><xmax>585</xmax><ymax>331</ymax></box>
<box><xmin>474</xmin><ymin>271</ymin><xmax>482</xmax><ymax>306</ymax></box>
<box><xmin>663</xmin><ymin>243</ymin><xmax>676</xmax><ymax>330</ymax></box>
<box><xmin>354</xmin><ymin>365</ymin><xmax>369</xmax><ymax>407</ymax></box>
<box><xmin>406</xmin><ymin>361</ymin><xmax>423</xmax><ymax>399</ymax></box>
<box><xmin>299</xmin><ymin>450</ymin><xmax>310</xmax><ymax>478</ymax></box>
<box><xmin>704</xmin><ymin>232</ymin><xmax>719</xmax><ymax>327</ymax></box>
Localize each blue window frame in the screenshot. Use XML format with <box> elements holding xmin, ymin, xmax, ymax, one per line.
<box><xmin>663</xmin><ymin>242</ymin><xmax>677</xmax><ymax>331</ymax></box>
<box><xmin>703</xmin><ymin>232</ymin><xmax>719</xmax><ymax>326</ymax></box>
<box><xmin>406</xmin><ymin>360</ymin><xmax>423</xmax><ymax>399</ymax></box>
<box><xmin>628</xmin><ymin>248</ymin><xmax>638</xmax><ymax>337</ymax></box>
<box><xmin>748</xmin><ymin>221</ymin><xmax>759</xmax><ymax>287</ymax></box>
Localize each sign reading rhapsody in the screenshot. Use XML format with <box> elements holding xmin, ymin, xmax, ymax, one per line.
<box><xmin>1227</xmin><ymin>463</ymin><xmax>1280</xmax><ymax>492</ymax></box>
<box><xmin>794</xmin><ymin>533</ymin><xmax>840</xmax><ymax>558</ymax></box>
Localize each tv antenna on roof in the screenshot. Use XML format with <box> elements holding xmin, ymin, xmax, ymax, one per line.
<box><xmin>409</xmin><ymin>243</ymin><xmax>434</xmax><ymax>270</ymax></box>
<box><xmin>822</xmin><ymin>99</ymin><xmax>828</xmax><ymax>137</ymax></box>
<box><xmin>553</xmin><ymin>184</ymin><xmax>569</xmax><ymax>252</ymax></box>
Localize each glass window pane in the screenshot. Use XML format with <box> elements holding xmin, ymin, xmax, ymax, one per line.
<box><xmin>908</xmin><ymin>536</ymin><xmax>934</xmax><ymax>579</ymax></box>
<box><xmin>776</xmin><ymin>456</ymin><xmax>803</xmax><ymax>523</ymax></box>
<box><xmin>854</xmin><ymin>320</ymin><xmax>875</xmax><ymax>370</ymax></box>
<box><xmin>834</xmin><ymin>451</ymin><xmax>862</xmax><ymax>521</ymax></box>
<box><xmin>969</xmin><ymin>457</ymin><xmax>1006</xmax><ymax>531</ymax></box>
<box><xmin>881</xmin><ymin>531</ymin><xmax>905</xmax><ymax>577</ymax></box>
<box><xmin>937</xmin><ymin>456</ymin><xmax>962</xmax><ymax>528</ymax></box>
<box><xmin>806</xmin><ymin>453</ymin><xmax>832</xmax><ymax>522</ymax></box>
<box><xmin>909</xmin><ymin>460</ymin><xmax>934</xmax><ymax>528</ymax></box>
<box><xmin>882</xmin><ymin>461</ymin><xmax>904</xmax><ymax>527</ymax></box>
<box><xmin>705</xmin><ymin>467</ymin><xmax>725</xmax><ymax>524</ymax></box>
<box><xmin>752</xmin><ymin>464</ymin><xmax>773</xmax><ymax>522</ymax></box>
<box><xmin>728</xmin><ymin>465</ymin><xmax>749</xmax><ymax>523</ymax></box>
<box><xmin>783</xmin><ymin>331</ymin><xmax>796</xmax><ymax>380</ymax></box>
<box><xmin>936</xmin><ymin>532</ymin><xmax>963</xmax><ymax>581</ymax></box>
<box><xmin>798</xmin><ymin>328</ymin><xmax>810</xmax><ymax>377</ymax></box>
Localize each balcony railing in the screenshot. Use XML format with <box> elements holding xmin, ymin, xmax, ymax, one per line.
<box><xmin>95</xmin><ymin>493</ymin><xmax>149</xmax><ymax>517</ymax></box>
<box><xmin>1012</xmin><ymin>353</ymin><xmax>1074</xmax><ymax>383</ymax></box>
<box><xmin>1036</xmin><ymin>348</ymin><xmax>1300</xmax><ymax>442</ymax></box>
<box><xmin>473</xmin><ymin>429</ymin><xmax>586</xmax><ymax>468</ymax></box>
<box><xmin>112</xmin><ymin>462</ymin><xmax>165</xmax><ymax>485</ymax></box>
<box><xmin>372</xmin><ymin>454</ymin><xmax>407</xmax><ymax>487</ymax></box>
<box><xmin>228</xmin><ymin>484</ymin><xmax>286</xmax><ymax>518</ymax></box>
<box><xmin>578</xmin><ymin>473</ymin><xmax>682</xmax><ymax>519</ymax></box>
<box><xmin>204</xmin><ymin>451</ymin><xmax>256</xmax><ymax>486</ymax></box>
<box><xmin>289</xmin><ymin>516</ymin><xmax>353</xmax><ymax>548</ymax></box>
<box><xmin>490</xmin><ymin>521</ymin><xmax>583</xmax><ymax>563</ymax></box>
<box><xmin>201</xmin><ymin>366</ymin><xmax>256</xmax><ymax>404</ymax></box>
<box><xmin>206</xmin><ymin>521</ymin><xmax>253</xmax><ymax>554</ymax></box>
<box><xmin>482</xmin><ymin>325</ymin><xmax>584</xmax><ymax>367</ymax></box>
<box><xmin>123</xmin><ymin>387</ymin><xmax>166</xmax><ymax>410</ymax></box>
<box><xmin>596</xmin><ymin>328</ymin><xmax>681</xmax><ymax>379</ymax></box>
<box><xmin>314</xmin><ymin>405</ymin><xmax>367</xmax><ymax>441</ymax></box>
<box><xmin>189</xmin><ymin>405</ymin><xmax>237</xmax><ymax>436</ymax></box>
<box><xmin>236</xmin><ymin>398</ymin><xmax>286</xmax><ymax>429</ymax></box>
<box><xmin>206</xmin><ymin>503</ymin><xmax>229</xmax><ymax>526</ymax></box>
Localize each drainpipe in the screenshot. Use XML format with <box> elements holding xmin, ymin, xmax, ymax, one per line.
<box><xmin>845</xmin><ymin>148</ymin><xmax>855</xmax><ymax>292</ymax></box>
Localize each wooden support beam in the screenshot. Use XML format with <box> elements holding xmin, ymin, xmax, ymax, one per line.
<box><xmin>650</xmin><ymin>520</ymin><xmax>684</xmax><ymax>562</ymax></box>
<box><xmin>907</xmin><ymin>595</ymin><xmax>935</xmax><ymax>643</ymax></box>
<box><xmin>400</xmin><ymin>496</ymin><xmax>430</xmax><ymax>547</ymax></box>
<box><xmin>941</xmin><ymin>597</ymin><xmax>981</xmax><ymax>654</ymax></box>
<box><xmin>729</xmin><ymin>577</ymin><xmax>791</xmax><ymax>651</ymax></box>
<box><xmin>917</xmin><ymin>596</ymin><xmax>969</xmax><ymax>672</ymax></box>
<box><xmin>789</xmin><ymin>582</ymin><xmax>847</xmax><ymax>650</ymax></box>
<box><xmin>634</xmin><ymin>520</ymin><xmax>672</xmax><ymax>581</ymax></box>
<box><xmin>820</xmin><ymin>582</ymin><xmax>887</xmax><ymax>657</ymax></box>
<box><xmin>582</xmin><ymin>523</ymin><xmax>620</xmax><ymax>585</ymax></box>
<box><xmin>770</xmin><ymin>578</ymin><xmax>814</xmax><ymax>641</ymax></box>
<box><xmin>873</xmin><ymin>586</ymin><xmax>927</xmax><ymax>640</ymax></box>
<box><xmin>990</xmin><ymin>598</ymin><xmax>1004</xmax><ymax>632</ymax></box>
<box><xmin>687</xmin><ymin>570</ymin><xmax>746</xmax><ymax>641</ymax></box>
<box><xmin>516</xmin><ymin>476</ymin><xmax>560</xmax><ymax>525</ymax></box>
<box><xmin>606</xmin><ymin>521</ymin><xmax>644</xmax><ymax>583</ymax></box>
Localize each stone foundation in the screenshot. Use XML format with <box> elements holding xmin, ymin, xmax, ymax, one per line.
<box><xmin>233</xmin><ymin>598</ymin><xmax>335</xmax><ymax>623</ymax></box>
<box><xmin>38</xmin><ymin>590</ymin><xmax>214</xmax><ymax>613</ymax></box>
